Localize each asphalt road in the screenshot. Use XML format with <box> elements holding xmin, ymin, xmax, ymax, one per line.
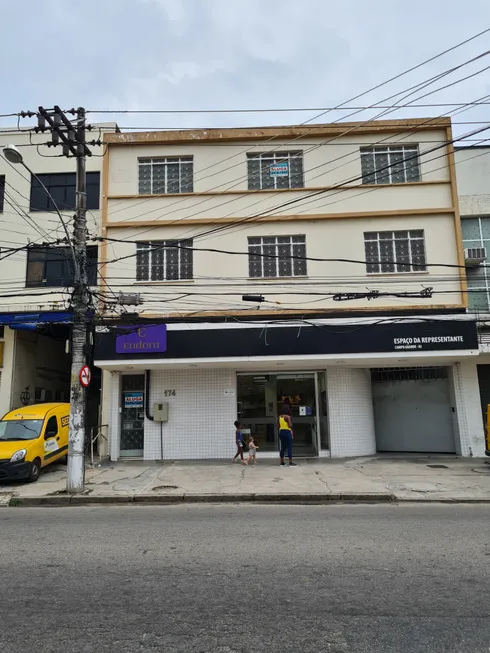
<box><xmin>0</xmin><ymin>504</ymin><xmax>489</xmax><ymax>653</ymax></box>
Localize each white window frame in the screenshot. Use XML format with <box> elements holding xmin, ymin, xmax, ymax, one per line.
<box><xmin>364</xmin><ymin>230</ymin><xmax>427</xmax><ymax>274</ymax></box>
<box><xmin>247</xmin><ymin>152</ymin><xmax>304</xmax><ymax>190</ymax></box>
<box><xmin>136</xmin><ymin>240</ymin><xmax>193</xmax><ymax>282</ymax></box>
<box><xmin>247</xmin><ymin>235</ymin><xmax>307</xmax><ymax>278</ymax></box>
<box><xmin>360</xmin><ymin>145</ymin><xmax>421</xmax><ymax>185</ymax></box>
<box><xmin>138</xmin><ymin>157</ymin><xmax>194</xmax><ymax>195</ymax></box>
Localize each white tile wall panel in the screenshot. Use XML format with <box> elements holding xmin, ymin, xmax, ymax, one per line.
<box><xmin>451</xmin><ymin>361</ymin><xmax>486</xmax><ymax>457</ymax></box>
<box><xmin>109</xmin><ymin>372</ymin><xmax>121</xmax><ymax>461</ymax></box>
<box><xmin>105</xmin><ymin>363</ymin><xmax>484</xmax><ymax>460</ymax></box>
<box><xmin>144</xmin><ymin>369</ymin><xmax>237</xmax><ymax>460</ymax></box>
<box><xmin>327</xmin><ymin>368</ymin><xmax>376</xmax><ymax>457</ymax></box>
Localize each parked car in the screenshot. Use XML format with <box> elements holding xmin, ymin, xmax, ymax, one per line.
<box><xmin>0</xmin><ymin>403</ymin><xmax>69</xmax><ymax>482</ymax></box>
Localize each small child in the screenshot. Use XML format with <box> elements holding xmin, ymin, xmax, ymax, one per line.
<box><xmin>233</xmin><ymin>420</ymin><xmax>246</xmax><ymax>464</ymax></box>
<box><xmin>246</xmin><ymin>436</ymin><xmax>259</xmax><ymax>465</ymax></box>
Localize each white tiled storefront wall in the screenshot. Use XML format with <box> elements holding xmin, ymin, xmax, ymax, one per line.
<box><xmin>327</xmin><ymin>368</ymin><xmax>376</xmax><ymax>457</ymax></box>
<box><xmin>144</xmin><ymin>369</ymin><xmax>237</xmax><ymax>460</ymax></box>
<box><xmin>450</xmin><ymin>361</ymin><xmax>485</xmax><ymax>457</ymax></box>
<box><xmin>105</xmin><ymin>363</ymin><xmax>484</xmax><ymax>460</ymax></box>
<box><xmin>109</xmin><ymin>372</ymin><xmax>121</xmax><ymax>461</ymax></box>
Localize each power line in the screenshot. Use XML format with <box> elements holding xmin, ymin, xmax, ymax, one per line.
<box><xmin>101</xmin><ymin>34</ymin><xmax>490</xmax><ymax>222</ymax></box>
<box><xmin>98</xmin><ymin>137</ymin><xmax>490</xmax><ymax>291</ymax></box>
<box><xmin>94</xmin><ymin>286</ymin><xmax>490</xmax><ymax>303</ymax></box>
<box><xmin>96</xmin><ymin>121</ymin><xmax>490</xmax><ymax>132</ymax></box>
<box><xmin>3</xmin><ymin>37</ymin><xmax>490</xmax><ymax>314</ymax></box>
<box><xmin>1</xmin><ymin>131</ymin><xmax>489</xmax><ymax>146</ymax></box>
<box><xmin>96</xmin><ymin>234</ymin><xmax>478</xmax><ymax>271</ymax></box>
<box><xmin>78</xmin><ymin>274</ymin><xmax>481</xmax><ymax>289</ymax></box>
<box><xmin>103</xmin><ymin>141</ymin><xmax>490</xmax><ymax>280</ymax></box>
<box><xmin>104</xmin><ymin>134</ymin><xmax>490</xmax><ymax>251</ymax></box>
<box><xmin>178</xmin><ymin>123</ymin><xmax>490</xmax><ymax>244</ymax></box>
<box><xmin>172</xmin><ymin>107</ymin><xmax>490</xmax><ymax>244</ymax></box>
<box><xmin>1</xmin><ymin>160</ymin><xmax>100</xmax><ymax>236</ymax></box>
<box><xmin>3</xmin><ymin>33</ymin><xmax>487</xmax><ymax>264</ymax></box>
<box><xmin>3</xmin><ymin>192</ymin><xmax>52</xmax><ymax>241</ymax></box>
<box><xmin>87</xmin><ymin>102</ymin><xmax>490</xmax><ymax>115</ymax></box>
<box><xmin>105</xmin><ymin>70</ymin><xmax>490</xmax><ymax>237</ymax></box>
<box><xmin>100</xmin><ymin>141</ymin><xmax>490</xmax><ymax>273</ymax></box>
<box><xmin>255</xmin><ymin>135</ymin><xmax>490</xmax><ymax>224</ymax></box>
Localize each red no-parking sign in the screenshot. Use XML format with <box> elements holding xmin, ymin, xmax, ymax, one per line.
<box><xmin>79</xmin><ymin>365</ymin><xmax>92</xmax><ymax>388</ymax></box>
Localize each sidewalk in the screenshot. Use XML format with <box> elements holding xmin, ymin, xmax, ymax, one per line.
<box><xmin>1</xmin><ymin>456</ymin><xmax>490</xmax><ymax>506</ymax></box>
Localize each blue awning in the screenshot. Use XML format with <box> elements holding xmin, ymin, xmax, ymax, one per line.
<box><xmin>0</xmin><ymin>312</ymin><xmax>73</xmax><ymax>327</ymax></box>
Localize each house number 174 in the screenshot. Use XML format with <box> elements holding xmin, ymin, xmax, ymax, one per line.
<box><xmin>164</xmin><ymin>389</ymin><xmax>176</xmax><ymax>397</ymax></box>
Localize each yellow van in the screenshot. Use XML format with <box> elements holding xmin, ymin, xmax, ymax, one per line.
<box><xmin>0</xmin><ymin>403</ymin><xmax>70</xmax><ymax>483</ymax></box>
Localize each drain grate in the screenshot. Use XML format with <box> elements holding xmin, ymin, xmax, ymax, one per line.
<box><xmin>427</xmin><ymin>464</ymin><xmax>448</xmax><ymax>469</ymax></box>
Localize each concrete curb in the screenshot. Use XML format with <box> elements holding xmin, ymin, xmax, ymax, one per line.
<box><xmin>394</xmin><ymin>497</ymin><xmax>490</xmax><ymax>503</ymax></box>
<box><xmin>8</xmin><ymin>493</ymin><xmax>490</xmax><ymax>507</ymax></box>
<box><xmin>5</xmin><ymin>491</ymin><xmax>397</xmax><ymax>506</ymax></box>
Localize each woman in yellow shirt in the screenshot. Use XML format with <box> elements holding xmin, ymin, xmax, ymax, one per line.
<box><xmin>278</xmin><ymin>405</ymin><xmax>297</xmax><ymax>467</ymax></box>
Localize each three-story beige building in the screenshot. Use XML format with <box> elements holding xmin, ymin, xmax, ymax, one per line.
<box><xmin>94</xmin><ymin>117</ymin><xmax>485</xmax><ymax>460</ymax></box>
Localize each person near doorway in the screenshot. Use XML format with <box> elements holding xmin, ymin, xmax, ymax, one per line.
<box><xmin>233</xmin><ymin>421</ymin><xmax>246</xmax><ymax>464</ymax></box>
<box><xmin>245</xmin><ymin>436</ymin><xmax>259</xmax><ymax>465</ymax></box>
<box><xmin>279</xmin><ymin>405</ymin><xmax>297</xmax><ymax>467</ymax></box>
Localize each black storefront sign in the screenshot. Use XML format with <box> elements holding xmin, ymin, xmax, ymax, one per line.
<box><xmin>94</xmin><ymin>319</ymin><xmax>478</xmax><ymax>361</ymax></box>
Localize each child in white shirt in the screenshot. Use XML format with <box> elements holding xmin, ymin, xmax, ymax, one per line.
<box><xmin>246</xmin><ymin>436</ymin><xmax>259</xmax><ymax>465</ymax></box>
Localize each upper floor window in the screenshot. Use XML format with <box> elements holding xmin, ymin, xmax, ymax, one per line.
<box><xmin>248</xmin><ymin>235</ymin><xmax>307</xmax><ymax>278</ymax></box>
<box><xmin>30</xmin><ymin>172</ymin><xmax>100</xmax><ymax>211</ymax></box>
<box><xmin>247</xmin><ymin>152</ymin><xmax>304</xmax><ymax>191</ymax></box>
<box><xmin>461</xmin><ymin>216</ymin><xmax>490</xmax><ymax>311</ymax></box>
<box><xmin>138</xmin><ymin>157</ymin><xmax>194</xmax><ymax>195</ymax></box>
<box><xmin>0</xmin><ymin>175</ymin><xmax>4</xmax><ymax>213</ymax></box>
<box><xmin>26</xmin><ymin>245</ymin><xmax>98</xmax><ymax>287</ymax></box>
<box><xmin>360</xmin><ymin>145</ymin><xmax>420</xmax><ymax>185</ymax></box>
<box><xmin>136</xmin><ymin>240</ymin><xmax>193</xmax><ymax>281</ymax></box>
<box><xmin>364</xmin><ymin>230</ymin><xmax>426</xmax><ymax>274</ymax></box>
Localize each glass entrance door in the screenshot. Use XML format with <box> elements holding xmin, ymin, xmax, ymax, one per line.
<box><xmin>237</xmin><ymin>373</ymin><xmax>320</xmax><ymax>456</ymax></box>
<box><xmin>276</xmin><ymin>374</ymin><xmax>317</xmax><ymax>456</ymax></box>
<box><xmin>120</xmin><ymin>375</ymin><xmax>145</xmax><ymax>458</ymax></box>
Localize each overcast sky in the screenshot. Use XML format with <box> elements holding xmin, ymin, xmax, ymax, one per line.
<box><xmin>1</xmin><ymin>0</ymin><xmax>489</xmax><ymax>140</ymax></box>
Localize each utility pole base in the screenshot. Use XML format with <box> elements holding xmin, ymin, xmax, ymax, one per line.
<box><xmin>66</xmin><ymin>453</ymin><xmax>85</xmax><ymax>493</ymax></box>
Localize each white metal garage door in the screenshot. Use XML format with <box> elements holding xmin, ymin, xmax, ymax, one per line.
<box><xmin>372</xmin><ymin>367</ymin><xmax>455</xmax><ymax>453</ymax></box>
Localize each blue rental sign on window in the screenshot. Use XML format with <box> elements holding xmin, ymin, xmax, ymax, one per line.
<box><xmin>124</xmin><ymin>392</ymin><xmax>144</xmax><ymax>408</ymax></box>
<box><xmin>269</xmin><ymin>162</ymin><xmax>289</xmax><ymax>177</ymax></box>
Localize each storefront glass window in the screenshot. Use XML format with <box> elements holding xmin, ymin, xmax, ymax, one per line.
<box><xmin>237</xmin><ymin>373</ymin><xmax>326</xmax><ymax>455</ymax></box>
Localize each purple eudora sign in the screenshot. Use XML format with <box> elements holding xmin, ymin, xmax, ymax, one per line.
<box><xmin>116</xmin><ymin>325</ymin><xmax>167</xmax><ymax>354</ymax></box>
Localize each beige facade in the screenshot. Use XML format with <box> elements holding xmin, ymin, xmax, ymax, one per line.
<box><xmin>101</xmin><ymin>118</ymin><xmax>465</xmax><ymax>317</ymax></box>
<box><xmin>94</xmin><ymin>118</ymin><xmax>487</xmax><ymax>461</ymax></box>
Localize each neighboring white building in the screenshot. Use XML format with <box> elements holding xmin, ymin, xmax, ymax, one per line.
<box><xmin>456</xmin><ymin>145</ymin><xmax>490</xmax><ymax>443</ymax></box>
<box><xmin>94</xmin><ymin>118</ymin><xmax>485</xmax><ymax>460</ymax></box>
<box><xmin>0</xmin><ymin>126</ymin><xmax>115</xmax><ymax>427</ymax></box>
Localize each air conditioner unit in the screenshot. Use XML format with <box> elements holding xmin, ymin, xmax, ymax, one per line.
<box><xmin>464</xmin><ymin>247</ymin><xmax>487</xmax><ymax>266</ymax></box>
